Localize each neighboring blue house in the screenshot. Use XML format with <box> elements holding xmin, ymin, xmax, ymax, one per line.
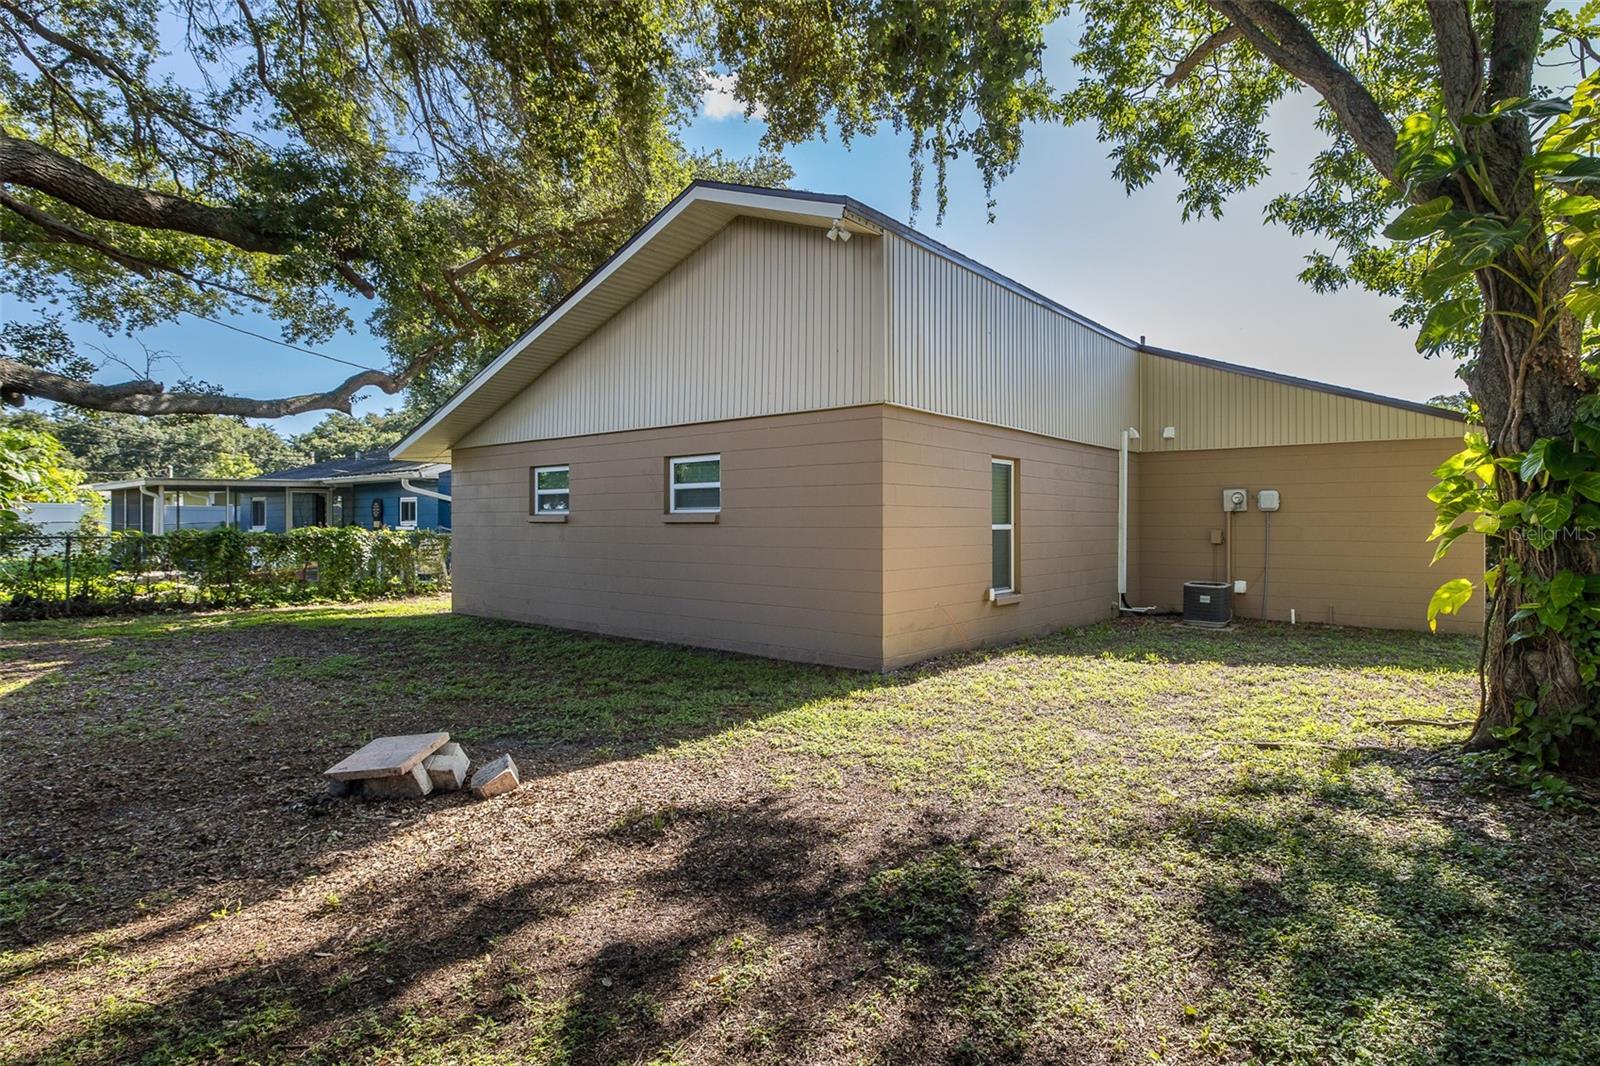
<box><xmin>91</xmin><ymin>453</ymin><xmax>451</xmax><ymax>534</ymax></box>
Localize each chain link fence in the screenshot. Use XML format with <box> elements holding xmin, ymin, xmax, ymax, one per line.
<box><xmin>0</xmin><ymin>528</ymin><xmax>450</xmax><ymax>620</ymax></box>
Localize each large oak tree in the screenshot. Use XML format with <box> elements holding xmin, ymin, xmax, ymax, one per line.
<box><xmin>0</xmin><ymin>0</ymin><xmax>787</xmax><ymax>416</ymax></box>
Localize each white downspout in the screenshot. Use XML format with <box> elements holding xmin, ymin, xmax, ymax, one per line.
<box><xmin>399</xmin><ymin>477</ymin><xmax>451</xmax><ymax>503</ymax></box>
<box><xmin>1118</xmin><ymin>427</ymin><xmax>1154</xmax><ymax>613</ymax></box>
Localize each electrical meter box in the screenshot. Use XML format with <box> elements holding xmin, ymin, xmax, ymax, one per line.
<box><xmin>1222</xmin><ymin>488</ymin><xmax>1248</xmax><ymax>512</ymax></box>
<box><xmin>1257</xmin><ymin>489</ymin><xmax>1281</xmax><ymax>511</ymax></box>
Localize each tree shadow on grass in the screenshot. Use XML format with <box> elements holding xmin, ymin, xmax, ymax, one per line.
<box><xmin>13</xmin><ymin>797</ymin><xmax>1045</xmax><ymax>1065</ymax></box>
<box><xmin>1175</xmin><ymin>748</ymin><xmax>1600</xmax><ymax>1063</ymax></box>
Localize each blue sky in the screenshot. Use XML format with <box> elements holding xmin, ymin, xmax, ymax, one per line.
<box><xmin>36</xmin><ymin>23</ymin><xmax>1465</xmax><ymax>435</ymax></box>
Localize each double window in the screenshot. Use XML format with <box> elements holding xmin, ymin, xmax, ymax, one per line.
<box><xmin>670</xmin><ymin>454</ymin><xmax>721</xmax><ymax>513</ymax></box>
<box><xmin>991</xmin><ymin>459</ymin><xmax>1015</xmax><ymax>594</ymax></box>
<box><xmin>532</xmin><ymin>466</ymin><xmax>570</xmax><ymax>514</ymax></box>
<box><xmin>398</xmin><ymin>497</ymin><xmax>419</xmax><ymax>528</ymax></box>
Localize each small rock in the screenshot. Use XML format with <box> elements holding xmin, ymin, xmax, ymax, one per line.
<box><xmin>470</xmin><ymin>753</ymin><xmax>520</xmax><ymax>799</ymax></box>
<box><xmin>363</xmin><ymin>763</ymin><xmax>434</xmax><ymax>799</ymax></box>
<box><xmin>423</xmin><ymin>742</ymin><xmax>469</xmax><ymax>791</ymax></box>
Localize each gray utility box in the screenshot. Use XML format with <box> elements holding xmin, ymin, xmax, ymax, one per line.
<box><xmin>1183</xmin><ymin>581</ymin><xmax>1233</xmax><ymax>627</ymax></box>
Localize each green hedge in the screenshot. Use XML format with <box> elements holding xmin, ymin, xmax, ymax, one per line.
<box><xmin>0</xmin><ymin>526</ymin><xmax>449</xmax><ymax>617</ymax></box>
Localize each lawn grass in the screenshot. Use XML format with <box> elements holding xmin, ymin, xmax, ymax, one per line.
<box><xmin>1</xmin><ymin>597</ymin><xmax>1595</xmax><ymax>1064</ymax></box>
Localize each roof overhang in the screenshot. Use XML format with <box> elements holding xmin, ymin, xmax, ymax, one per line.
<box><xmin>319</xmin><ymin>462</ymin><xmax>448</xmax><ymax>484</ymax></box>
<box><xmin>391</xmin><ymin>182</ymin><xmax>882</xmax><ymax>461</ymax></box>
<box><xmin>86</xmin><ymin>478</ymin><xmax>327</xmax><ymax>491</ymax></box>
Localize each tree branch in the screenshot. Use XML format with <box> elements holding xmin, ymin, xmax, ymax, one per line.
<box><xmin>1207</xmin><ymin>0</ymin><xmax>1401</xmax><ymax>182</ymax></box>
<box><xmin>0</xmin><ymin>354</ymin><xmax>435</xmax><ymax>417</ymax></box>
<box><xmin>1165</xmin><ymin>25</ymin><xmax>1242</xmax><ymax>89</ymax></box>
<box><xmin>0</xmin><ymin>189</ymin><xmax>269</xmax><ymax>303</ymax></box>
<box><xmin>0</xmin><ymin>132</ymin><xmax>293</xmax><ymax>253</ymax></box>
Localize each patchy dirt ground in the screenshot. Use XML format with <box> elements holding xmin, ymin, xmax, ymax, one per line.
<box><xmin>2</xmin><ymin>598</ymin><xmax>1597</xmax><ymax>1064</ymax></box>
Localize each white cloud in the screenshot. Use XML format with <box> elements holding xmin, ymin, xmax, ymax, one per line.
<box><xmin>701</xmin><ymin>72</ymin><xmax>765</xmax><ymax>122</ymax></box>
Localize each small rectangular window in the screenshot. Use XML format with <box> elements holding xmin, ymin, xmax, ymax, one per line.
<box><xmin>249</xmin><ymin>497</ymin><xmax>267</xmax><ymax>531</ymax></box>
<box><xmin>991</xmin><ymin>459</ymin><xmax>1014</xmax><ymax>593</ymax></box>
<box><xmin>670</xmin><ymin>454</ymin><xmax>721</xmax><ymax>513</ymax></box>
<box><xmin>532</xmin><ymin>465</ymin><xmax>570</xmax><ymax>514</ymax></box>
<box><xmin>399</xmin><ymin>497</ymin><xmax>419</xmax><ymax>528</ymax></box>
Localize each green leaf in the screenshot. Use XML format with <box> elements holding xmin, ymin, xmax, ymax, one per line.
<box><xmin>1549</xmin><ymin>156</ymin><xmax>1600</xmax><ymax>183</ymax></box>
<box><xmin>1544</xmin><ymin>438</ymin><xmax>1593</xmax><ymax>479</ymax></box>
<box><xmin>1528</xmin><ymin>149</ymin><xmax>1584</xmax><ymax>172</ymax></box>
<box><xmin>1427</xmin><ymin>578</ymin><xmax>1475</xmax><ymax>632</ymax></box>
<box><xmin>1550</xmin><ymin>194</ymin><xmax>1600</xmax><ymax>216</ymax></box>
<box><xmin>1383</xmin><ymin>196</ymin><xmax>1454</xmax><ymax>240</ymax></box>
<box><xmin>1416</xmin><ymin>296</ymin><xmax>1479</xmax><ymax>352</ymax></box>
<box><xmin>1471</xmin><ymin>514</ymin><xmax>1501</xmax><ymax>534</ymax></box>
<box><xmin>1521</xmin><ymin>439</ymin><xmax>1551</xmax><ymax>480</ymax></box>
<box><xmin>1527</xmin><ymin>492</ymin><xmax>1575</xmax><ymax>528</ymax></box>
<box><xmin>1549</xmin><ymin>570</ymin><xmax>1584</xmax><ymax>609</ymax></box>
<box><xmin>1575</xmin><ymin>472</ymin><xmax>1600</xmax><ymax>501</ymax></box>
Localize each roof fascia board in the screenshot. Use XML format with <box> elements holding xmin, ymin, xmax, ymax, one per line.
<box><xmin>393</xmin><ymin>184</ymin><xmax>858</xmax><ymax>459</ymax></box>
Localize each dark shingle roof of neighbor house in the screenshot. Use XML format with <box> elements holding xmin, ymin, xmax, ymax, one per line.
<box><xmin>259</xmin><ymin>452</ymin><xmax>438</xmax><ymax>481</ymax></box>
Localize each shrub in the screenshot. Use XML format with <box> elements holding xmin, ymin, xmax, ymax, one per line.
<box><xmin>0</xmin><ymin>527</ymin><xmax>449</xmax><ymax>618</ymax></box>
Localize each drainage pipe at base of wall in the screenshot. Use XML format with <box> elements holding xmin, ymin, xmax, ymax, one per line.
<box><xmin>1117</xmin><ymin>427</ymin><xmax>1156</xmax><ymax>614</ymax></box>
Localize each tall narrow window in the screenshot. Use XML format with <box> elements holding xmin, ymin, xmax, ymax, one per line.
<box><xmin>249</xmin><ymin>497</ymin><xmax>267</xmax><ymax>532</ymax></box>
<box><xmin>532</xmin><ymin>465</ymin><xmax>570</xmax><ymax>514</ymax></box>
<box><xmin>991</xmin><ymin>459</ymin><xmax>1015</xmax><ymax>593</ymax></box>
<box><xmin>670</xmin><ymin>454</ymin><xmax>721</xmax><ymax>513</ymax></box>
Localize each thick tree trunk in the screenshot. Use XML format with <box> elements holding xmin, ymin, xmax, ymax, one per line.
<box><xmin>1464</xmin><ymin>250</ymin><xmax>1597</xmax><ymax>766</ymax></box>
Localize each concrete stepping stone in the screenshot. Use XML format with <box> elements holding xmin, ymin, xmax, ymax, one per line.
<box><xmin>423</xmin><ymin>742</ymin><xmax>469</xmax><ymax>790</ymax></box>
<box><xmin>325</xmin><ymin>732</ymin><xmax>450</xmax><ymax>783</ymax></box>
<box><xmin>470</xmin><ymin>753</ymin><xmax>520</xmax><ymax>799</ymax></box>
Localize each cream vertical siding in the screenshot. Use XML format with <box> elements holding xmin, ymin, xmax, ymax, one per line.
<box><xmin>458</xmin><ymin>218</ymin><xmax>886</xmax><ymax>449</ymax></box>
<box><xmin>1138</xmin><ymin>351</ymin><xmax>1465</xmax><ymax>450</ymax></box>
<box><xmin>883</xmin><ymin>233</ymin><xmax>1140</xmax><ymax>450</ymax></box>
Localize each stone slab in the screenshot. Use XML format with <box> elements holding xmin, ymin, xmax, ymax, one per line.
<box><xmin>470</xmin><ymin>753</ymin><xmax>520</xmax><ymax>799</ymax></box>
<box><xmin>423</xmin><ymin>742</ymin><xmax>469</xmax><ymax>791</ymax></box>
<box><xmin>362</xmin><ymin>762</ymin><xmax>433</xmax><ymax>798</ymax></box>
<box><xmin>325</xmin><ymin>732</ymin><xmax>450</xmax><ymax>781</ymax></box>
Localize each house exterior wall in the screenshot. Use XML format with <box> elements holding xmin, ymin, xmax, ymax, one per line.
<box><xmin>352</xmin><ymin>479</ymin><xmax>449</xmax><ymax>531</ymax></box>
<box><xmin>458</xmin><ymin>218</ymin><xmax>887</xmax><ymax>449</ymax></box>
<box><xmin>450</xmin><ymin>406</ymin><xmax>887</xmax><ymax>670</ymax></box>
<box><xmin>1133</xmin><ymin>437</ymin><xmax>1485</xmax><ymax>633</ymax></box>
<box><xmin>1137</xmin><ymin>350</ymin><xmax>1465</xmax><ymax>450</ymax></box>
<box><xmin>883</xmin><ymin>234</ymin><xmax>1141</xmax><ymax>450</ymax></box>
<box><xmin>880</xmin><ymin>407</ymin><xmax>1121</xmax><ymax>669</ymax></box>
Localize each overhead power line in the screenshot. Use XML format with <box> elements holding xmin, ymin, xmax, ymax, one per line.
<box><xmin>177</xmin><ymin>310</ymin><xmax>386</xmax><ymax>374</ymax></box>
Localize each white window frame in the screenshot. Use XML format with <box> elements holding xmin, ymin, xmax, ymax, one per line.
<box><xmin>532</xmin><ymin>465</ymin><xmax>571</xmax><ymax>514</ymax></box>
<box><xmin>249</xmin><ymin>496</ymin><xmax>267</xmax><ymax>532</ymax></box>
<box><xmin>398</xmin><ymin>496</ymin><xmax>419</xmax><ymax>529</ymax></box>
<box><xmin>991</xmin><ymin>458</ymin><xmax>1015</xmax><ymax>594</ymax></box>
<box><xmin>669</xmin><ymin>454</ymin><xmax>721</xmax><ymax>513</ymax></box>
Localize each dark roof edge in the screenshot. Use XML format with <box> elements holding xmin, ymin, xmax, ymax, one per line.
<box><xmin>1137</xmin><ymin>343</ymin><xmax>1466</xmax><ymax>422</ymax></box>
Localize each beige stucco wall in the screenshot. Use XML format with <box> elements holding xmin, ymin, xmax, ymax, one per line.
<box><xmin>1133</xmin><ymin>437</ymin><xmax>1485</xmax><ymax>633</ymax></box>
<box><xmin>880</xmin><ymin>407</ymin><xmax>1121</xmax><ymax>669</ymax></box>
<box><xmin>450</xmin><ymin>406</ymin><xmax>887</xmax><ymax>670</ymax></box>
